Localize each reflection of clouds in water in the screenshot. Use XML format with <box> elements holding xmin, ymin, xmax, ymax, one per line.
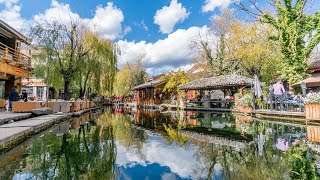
<box><xmin>162</xmin><ymin>173</ymin><xmax>177</xmax><ymax>180</ymax></box>
<box><xmin>116</xmin><ymin>135</ymin><xmax>207</xmax><ymax>179</ymax></box>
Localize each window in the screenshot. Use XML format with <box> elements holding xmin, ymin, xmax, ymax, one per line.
<box><xmin>37</xmin><ymin>87</ymin><xmax>44</xmax><ymax>100</ymax></box>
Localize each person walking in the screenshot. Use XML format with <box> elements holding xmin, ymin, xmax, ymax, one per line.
<box><xmin>9</xmin><ymin>87</ymin><xmax>19</xmax><ymax>109</ymax></box>
<box><xmin>272</xmin><ymin>79</ymin><xmax>286</xmax><ymax>111</ymax></box>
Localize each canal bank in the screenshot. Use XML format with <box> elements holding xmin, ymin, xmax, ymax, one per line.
<box><xmin>0</xmin><ymin>107</ymin><xmax>101</xmax><ymax>152</ymax></box>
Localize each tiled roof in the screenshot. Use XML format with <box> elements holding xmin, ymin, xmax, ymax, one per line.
<box><xmin>178</xmin><ymin>74</ymin><xmax>253</xmax><ymax>90</ymax></box>
<box><xmin>307</xmin><ymin>52</ymin><xmax>320</xmax><ymax>69</ymax></box>
<box><xmin>132</xmin><ymin>79</ymin><xmax>166</xmax><ymax>90</ymax></box>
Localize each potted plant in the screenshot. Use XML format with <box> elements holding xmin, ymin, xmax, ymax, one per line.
<box><xmin>304</xmin><ymin>93</ymin><xmax>320</xmax><ymax>120</ymax></box>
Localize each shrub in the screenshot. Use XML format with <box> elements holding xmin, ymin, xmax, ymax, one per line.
<box><xmin>239</xmin><ymin>94</ymin><xmax>253</xmax><ymax>107</ymax></box>
<box><xmin>163</xmin><ymin>100</ymin><xmax>171</xmax><ymax>104</ymax></box>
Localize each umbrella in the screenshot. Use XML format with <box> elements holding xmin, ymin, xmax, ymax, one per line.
<box><xmin>253</xmin><ymin>74</ymin><xmax>263</xmax><ymax>98</ymax></box>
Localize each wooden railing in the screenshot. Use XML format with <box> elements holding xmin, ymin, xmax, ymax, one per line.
<box><xmin>0</xmin><ymin>42</ymin><xmax>31</xmax><ymax>70</ymax></box>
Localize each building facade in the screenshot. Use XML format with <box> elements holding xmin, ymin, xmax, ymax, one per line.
<box><xmin>0</xmin><ymin>20</ymin><xmax>31</xmax><ymax>99</ymax></box>
<box><xmin>21</xmin><ymin>79</ymin><xmax>47</xmax><ymax>101</ymax></box>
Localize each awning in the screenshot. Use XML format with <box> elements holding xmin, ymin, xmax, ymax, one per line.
<box><xmin>292</xmin><ymin>73</ymin><xmax>320</xmax><ymax>88</ymax></box>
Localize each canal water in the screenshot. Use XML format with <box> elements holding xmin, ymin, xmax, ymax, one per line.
<box><xmin>0</xmin><ymin>108</ymin><xmax>320</xmax><ymax>180</ymax></box>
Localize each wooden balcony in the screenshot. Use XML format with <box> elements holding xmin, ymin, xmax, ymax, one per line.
<box><xmin>0</xmin><ymin>42</ymin><xmax>31</xmax><ymax>78</ymax></box>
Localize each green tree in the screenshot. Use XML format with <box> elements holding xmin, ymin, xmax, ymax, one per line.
<box><xmin>113</xmin><ymin>65</ymin><xmax>132</xmax><ymax>97</ymax></box>
<box><xmin>31</xmin><ymin>20</ymin><xmax>89</xmax><ymax>100</ymax></box>
<box><xmin>227</xmin><ymin>22</ymin><xmax>282</xmax><ymax>83</ymax></box>
<box><xmin>76</xmin><ymin>31</ymin><xmax>117</xmax><ymax>98</ymax></box>
<box><xmin>235</xmin><ymin>0</ymin><xmax>320</xmax><ymax>83</ymax></box>
<box><xmin>31</xmin><ymin>20</ymin><xmax>117</xmax><ymax>99</ymax></box>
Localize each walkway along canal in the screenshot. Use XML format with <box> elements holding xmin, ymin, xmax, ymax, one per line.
<box><xmin>0</xmin><ymin>107</ymin><xmax>100</xmax><ymax>152</ymax></box>
<box><xmin>0</xmin><ymin>107</ymin><xmax>319</xmax><ymax>179</ymax></box>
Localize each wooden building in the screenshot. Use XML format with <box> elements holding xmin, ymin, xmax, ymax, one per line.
<box><xmin>132</xmin><ymin>79</ymin><xmax>167</xmax><ymax>106</ymax></box>
<box><xmin>179</xmin><ymin>74</ymin><xmax>253</xmax><ymax>97</ymax></box>
<box><xmin>178</xmin><ymin>74</ymin><xmax>253</xmax><ymax>109</ymax></box>
<box><xmin>0</xmin><ymin>20</ymin><xmax>31</xmax><ymax>99</ymax></box>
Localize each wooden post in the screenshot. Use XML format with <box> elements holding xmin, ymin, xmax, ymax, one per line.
<box><xmin>4</xmin><ymin>47</ymin><xmax>8</xmax><ymax>61</ymax></box>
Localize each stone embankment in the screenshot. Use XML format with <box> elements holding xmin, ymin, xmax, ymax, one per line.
<box><xmin>0</xmin><ymin>106</ymin><xmax>100</xmax><ymax>152</ymax></box>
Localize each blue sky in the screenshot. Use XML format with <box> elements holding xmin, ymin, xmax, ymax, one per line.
<box><xmin>0</xmin><ymin>0</ymin><xmax>237</xmax><ymax>75</ymax></box>
<box><xmin>2</xmin><ymin>0</ymin><xmax>318</xmax><ymax>75</ymax></box>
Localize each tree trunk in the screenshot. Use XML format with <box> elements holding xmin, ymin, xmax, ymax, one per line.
<box><xmin>79</xmin><ymin>88</ymin><xmax>85</xmax><ymax>99</ymax></box>
<box><xmin>64</xmin><ymin>80</ymin><xmax>71</xmax><ymax>100</ymax></box>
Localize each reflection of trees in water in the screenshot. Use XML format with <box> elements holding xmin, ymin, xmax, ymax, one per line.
<box><xmin>97</xmin><ymin>112</ymin><xmax>148</xmax><ymax>160</ymax></box>
<box><xmin>195</xmin><ymin>138</ymin><xmax>290</xmax><ymax>179</ymax></box>
<box><xmin>26</xmin><ymin>122</ymin><xmax>118</xmax><ymax>179</ymax></box>
<box><xmin>193</xmin><ymin>120</ymin><xmax>319</xmax><ymax>179</ymax></box>
<box><xmin>163</xmin><ymin>124</ymin><xmax>189</xmax><ymax>146</ymax></box>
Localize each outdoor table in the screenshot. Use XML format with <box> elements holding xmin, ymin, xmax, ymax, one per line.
<box><xmin>12</xmin><ymin>101</ymin><xmax>41</xmax><ymax>112</ymax></box>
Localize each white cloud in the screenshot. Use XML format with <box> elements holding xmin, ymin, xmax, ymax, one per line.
<box><xmin>0</xmin><ymin>0</ymin><xmax>19</xmax><ymax>8</ymax></box>
<box><xmin>0</xmin><ymin>5</ymin><xmax>25</xmax><ymax>30</ymax></box>
<box><xmin>154</xmin><ymin>0</ymin><xmax>190</xmax><ymax>34</ymax></box>
<box><xmin>90</xmin><ymin>2</ymin><xmax>124</xmax><ymax>40</ymax></box>
<box><xmin>140</xmin><ymin>20</ymin><xmax>148</xmax><ymax>31</ymax></box>
<box><xmin>118</xmin><ymin>26</ymin><xmax>210</xmax><ymax>75</ymax></box>
<box><xmin>33</xmin><ymin>1</ymin><xmax>125</xmax><ymax>40</ymax></box>
<box><xmin>123</xmin><ymin>26</ymin><xmax>132</xmax><ymax>35</ymax></box>
<box><xmin>33</xmin><ymin>0</ymin><xmax>80</xmax><ymax>26</ymax></box>
<box><xmin>0</xmin><ymin>0</ymin><xmax>26</xmax><ymax>31</ymax></box>
<box><xmin>202</xmin><ymin>0</ymin><xmax>231</xmax><ymax>13</ymax></box>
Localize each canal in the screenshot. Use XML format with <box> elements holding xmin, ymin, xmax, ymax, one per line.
<box><xmin>0</xmin><ymin>108</ymin><xmax>319</xmax><ymax>179</ymax></box>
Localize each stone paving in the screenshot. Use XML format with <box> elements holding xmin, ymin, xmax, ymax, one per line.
<box><xmin>0</xmin><ymin>112</ymin><xmax>32</xmax><ymax>125</ymax></box>
<box><xmin>0</xmin><ymin>114</ymin><xmax>71</xmax><ymax>150</ymax></box>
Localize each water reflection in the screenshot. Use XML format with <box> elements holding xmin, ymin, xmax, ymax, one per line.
<box><xmin>0</xmin><ymin>108</ymin><xmax>319</xmax><ymax>179</ymax></box>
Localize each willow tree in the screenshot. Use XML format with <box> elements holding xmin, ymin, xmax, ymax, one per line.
<box><xmin>77</xmin><ymin>32</ymin><xmax>117</xmax><ymax>98</ymax></box>
<box><xmin>113</xmin><ymin>65</ymin><xmax>132</xmax><ymax>97</ymax></box>
<box><xmin>32</xmin><ymin>19</ymin><xmax>89</xmax><ymax>100</ymax></box>
<box><xmin>234</xmin><ymin>0</ymin><xmax>320</xmax><ymax>83</ymax></box>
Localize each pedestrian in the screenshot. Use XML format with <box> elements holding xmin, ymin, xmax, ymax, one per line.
<box><xmin>22</xmin><ymin>90</ymin><xmax>28</xmax><ymax>102</ymax></box>
<box><xmin>9</xmin><ymin>87</ymin><xmax>19</xmax><ymax>109</ymax></box>
<box><xmin>272</xmin><ymin>79</ymin><xmax>285</xmax><ymax>110</ymax></box>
